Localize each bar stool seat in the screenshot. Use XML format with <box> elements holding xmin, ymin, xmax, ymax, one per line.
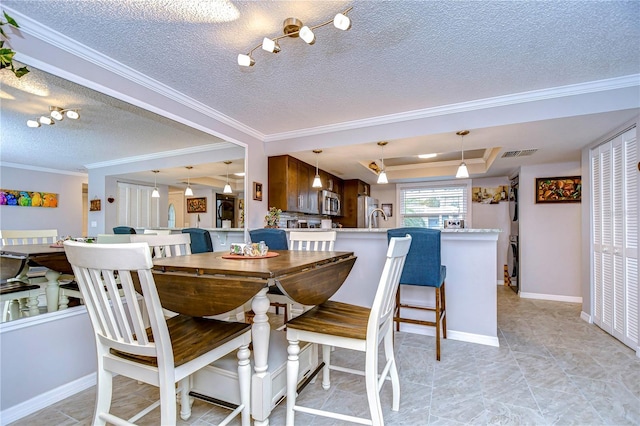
<box><xmin>387</xmin><ymin>227</ymin><xmax>447</xmax><ymax>360</ymax></box>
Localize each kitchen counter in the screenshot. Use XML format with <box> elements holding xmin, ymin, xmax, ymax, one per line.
<box><xmin>326</xmin><ymin>228</ymin><xmax>500</xmax><ymax>347</ymax></box>
<box><xmin>282</xmin><ymin>228</ymin><xmax>500</xmax><ymax>233</ymax></box>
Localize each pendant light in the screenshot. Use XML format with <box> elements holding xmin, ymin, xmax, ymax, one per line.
<box><xmin>377</xmin><ymin>141</ymin><xmax>389</xmax><ymax>184</ymax></box>
<box><xmin>184</xmin><ymin>166</ymin><xmax>194</xmax><ymax>196</ymax></box>
<box><xmin>312</xmin><ymin>149</ymin><xmax>323</xmax><ymax>188</ymax></box>
<box><xmin>455</xmin><ymin>130</ymin><xmax>470</xmax><ymax>179</ymax></box>
<box><xmin>223</xmin><ymin>161</ymin><xmax>233</xmax><ymax>194</ymax></box>
<box><xmin>151</xmin><ymin>170</ymin><xmax>160</xmax><ymax>198</ymax></box>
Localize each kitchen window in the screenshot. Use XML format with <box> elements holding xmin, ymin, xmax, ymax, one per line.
<box><xmin>397</xmin><ymin>180</ymin><xmax>472</xmax><ymax>229</ymax></box>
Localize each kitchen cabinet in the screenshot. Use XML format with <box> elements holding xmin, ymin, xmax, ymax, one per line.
<box><xmin>268</xmin><ymin>155</ymin><xmax>319</xmax><ymax>214</ymax></box>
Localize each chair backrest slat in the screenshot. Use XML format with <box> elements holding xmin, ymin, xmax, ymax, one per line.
<box><xmin>64</xmin><ymin>242</ymin><xmax>165</xmax><ymax>358</ymax></box>
<box><xmin>0</xmin><ymin>229</ymin><xmax>58</xmax><ymax>245</ymax></box>
<box><xmin>368</xmin><ymin>235</ymin><xmax>412</xmax><ymax>342</ymax></box>
<box><xmin>289</xmin><ymin>231</ymin><xmax>336</xmax><ymax>252</ymax></box>
<box><xmin>130</xmin><ymin>234</ymin><xmax>192</xmax><ymax>258</ymax></box>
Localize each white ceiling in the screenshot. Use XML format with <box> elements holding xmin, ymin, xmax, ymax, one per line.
<box><xmin>1</xmin><ymin>1</ymin><xmax>639</xmax><ymax>185</ymax></box>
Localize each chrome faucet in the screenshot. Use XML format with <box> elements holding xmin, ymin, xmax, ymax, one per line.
<box><xmin>369</xmin><ymin>208</ymin><xmax>388</xmax><ymax>230</ymax></box>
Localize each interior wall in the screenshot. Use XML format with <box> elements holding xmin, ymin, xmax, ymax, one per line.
<box><xmin>370</xmin><ymin>183</ymin><xmax>398</xmax><ymax>228</ymax></box>
<box><xmin>472</xmin><ymin>176</ymin><xmax>511</xmax><ymax>282</ymax></box>
<box><xmin>0</xmin><ymin>166</ymin><xmax>86</xmax><ymax>236</ymax></box>
<box><xmin>519</xmin><ymin>161</ymin><xmax>582</xmax><ymax>298</ymax></box>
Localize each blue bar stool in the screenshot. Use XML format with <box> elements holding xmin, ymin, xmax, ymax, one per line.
<box><xmin>387</xmin><ymin>227</ymin><xmax>447</xmax><ymax>360</ymax></box>
<box><xmin>113</xmin><ymin>226</ymin><xmax>136</xmax><ymax>234</ymax></box>
<box><xmin>181</xmin><ymin>228</ymin><xmax>213</xmax><ymax>253</ymax></box>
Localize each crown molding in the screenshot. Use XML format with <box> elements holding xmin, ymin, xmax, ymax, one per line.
<box><xmin>0</xmin><ymin>162</ymin><xmax>87</xmax><ymax>176</ymax></box>
<box><xmin>264</xmin><ymin>74</ymin><xmax>640</xmax><ymax>142</ymax></box>
<box><xmin>3</xmin><ymin>6</ymin><xmax>265</xmax><ymax>142</ymax></box>
<box><xmin>85</xmin><ymin>142</ymin><xmax>238</xmax><ymax>170</ymax></box>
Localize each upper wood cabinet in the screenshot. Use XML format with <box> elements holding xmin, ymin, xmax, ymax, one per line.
<box><xmin>268</xmin><ymin>155</ymin><xmax>320</xmax><ymax>214</ymax></box>
<box><xmin>341</xmin><ymin>179</ymin><xmax>371</xmax><ymax>227</ymax></box>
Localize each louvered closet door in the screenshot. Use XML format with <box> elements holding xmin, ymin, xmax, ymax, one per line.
<box><xmin>591</xmin><ymin>126</ymin><xmax>639</xmax><ymax>350</ymax></box>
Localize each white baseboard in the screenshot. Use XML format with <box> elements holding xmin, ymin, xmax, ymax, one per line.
<box><xmin>519</xmin><ymin>292</ymin><xmax>582</xmax><ymax>303</ymax></box>
<box><xmin>399</xmin><ymin>323</ymin><xmax>499</xmax><ymax>347</ymax></box>
<box><xmin>580</xmin><ymin>311</ymin><xmax>592</xmax><ymax>323</ymax></box>
<box><xmin>0</xmin><ymin>373</ymin><xmax>96</xmax><ymax>425</ymax></box>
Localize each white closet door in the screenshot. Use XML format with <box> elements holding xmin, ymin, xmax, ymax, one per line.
<box><xmin>591</xmin><ymin>126</ymin><xmax>639</xmax><ymax>350</ymax></box>
<box><xmin>116</xmin><ymin>182</ymin><xmax>160</xmax><ymax>228</ymax></box>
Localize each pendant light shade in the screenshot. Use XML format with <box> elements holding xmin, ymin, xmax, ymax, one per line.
<box><xmin>377</xmin><ymin>141</ymin><xmax>389</xmax><ymax>184</ymax></box>
<box><xmin>185</xmin><ymin>166</ymin><xmax>194</xmax><ymax>196</ymax></box>
<box><xmin>151</xmin><ymin>170</ymin><xmax>160</xmax><ymax>198</ymax></box>
<box><xmin>223</xmin><ymin>161</ymin><xmax>233</xmax><ymax>194</ymax></box>
<box><xmin>312</xmin><ymin>149</ymin><xmax>323</xmax><ymax>188</ymax></box>
<box><xmin>456</xmin><ymin>130</ymin><xmax>470</xmax><ymax>179</ymax></box>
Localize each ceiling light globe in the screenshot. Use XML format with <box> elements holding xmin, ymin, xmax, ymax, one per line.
<box><xmin>377</xmin><ymin>170</ymin><xmax>389</xmax><ymax>184</ymax></box>
<box><xmin>262</xmin><ymin>38</ymin><xmax>280</xmax><ymax>53</ymax></box>
<box><xmin>152</xmin><ymin>188</ymin><xmax>160</xmax><ymax>198</ymax></box>
<box><xmin>39</xmin><ymin>116</ymin><xmax>54</xmax><ymax>125</ymax></box>
<box><xmin>66</xmin><ymin>110</ymin><xmax>80</xmax><ymax>119</ymax></box>
<box><xmin>237</xmin><ymin>54</ymin><xmax>255</xmax><ymax>67</ymax></box>
<box><xmin>223</xmin><ymin>183</ymin><xmax>233</xmax><ymax>194</ymax></box>
<box><xmin>185</xmin><ymin>186</ymin><xmax>194</xmax><ymax>196</ymax></box>
<box><xmin>50</xmin><ymin>110</ymin><xmax>64</xmax><ymax>120</ymax></box>
<box><xmin>312</xmin><ymin>174</ymin><xmax>322</xmax><ymax>188</ymax></box>
<box><xmin>333</xmin><ymin>13</ymin><xmax>351</xmax><ymax>30</ymax></box>
<box><xmin>456</xmin><ymin>162</ymin><xmax>469</xmax><ymax>179</ymax></box>
<box><xmin>27</xmin><ymin>119</ymin><xmax>41</xmax><ymax>128</ymax></box>
<box><xmin>299</xmin><ymin>26</ymin><xmax>316</xmax><ymax>44</ymax></box>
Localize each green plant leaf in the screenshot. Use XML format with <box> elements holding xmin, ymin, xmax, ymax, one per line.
<box><xmin>3</xmin><ymin>12</ymin><xmax>19</xmax><ymax>28</ymax></box>
<box><xmin>14</xmin><ymin>66</ymin><xmax>28</xmax><ymax>77</ymax></box>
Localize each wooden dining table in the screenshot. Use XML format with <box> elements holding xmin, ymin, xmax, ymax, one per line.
<box><xmin>0</xmin><ymin>243</ymin><xmax>71</xmax><ymax>313</ymax></box>
<box><xmin>151</xmin><ymin>249</ymin><xmax>356</xmax><ymax>426</ymax></box>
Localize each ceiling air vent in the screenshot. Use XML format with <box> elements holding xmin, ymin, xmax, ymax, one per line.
<box><xmin>502</xmin><ymin>149</ymin><xmax>538</xmax><ymax>158</ymax></box>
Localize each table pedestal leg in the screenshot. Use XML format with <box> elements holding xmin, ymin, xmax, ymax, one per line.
<box><xmin>251</xmin><ymin>286</ymin><xmax>272</xmax><ymax>426</ymax></box>
<box><xmin>45</xmin><ymin>270</ymin><xmax>61</xmax><ymax>313</ymax></box>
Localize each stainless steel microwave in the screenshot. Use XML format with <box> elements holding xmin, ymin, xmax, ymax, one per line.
<box><xmin>320</xmin><ymin>190</ymin><xmax>341</xmax><ymax>216</ymax></box>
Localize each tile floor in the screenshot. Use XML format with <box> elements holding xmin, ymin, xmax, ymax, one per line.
<box><xmin>9</xmin><ymin>287</ymin><xmax>640</xmax><ymax>425</ymax></box>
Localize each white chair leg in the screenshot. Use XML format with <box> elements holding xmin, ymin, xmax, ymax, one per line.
<box><xmin>159</xmin><ymin>376</ymin><xmax>178</xmax><ymax>424</ymax></box>
<box><xmin>94</xmin><ymin>367</ymin><xmax>113</xmax><ymax>426</ymax></box>
<box><xmin>237</xmin><ymin>343</ymin><xmax>251</xmax><ymax>426</ymax></box>
<box><xmin>384</xmin><ymin>327</ymin><xmax>400</xmax><ymax>411</ymax></box>
<box><xmin>322</xmin><ymin>344</ymin><xmax>331</xmax><ymax>390</ymax></box>
<box><xmin>286</xmin><ymin>339</ymin><xmax>300</xmax><ymax>426</ymax></box>
<box><xmin>179</xmin><ymin>377</ymin><xmax>191</xmax><ymax>420</ymax></box>
<box><xmin>365</xmin><ymin>350</ymin><xmax>384</xmax><ymax>426</ymax></box>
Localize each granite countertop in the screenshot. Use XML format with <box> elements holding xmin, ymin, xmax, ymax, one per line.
<box><xmin>279</xmin><ymin>228</ymin><xmax>501</xmax><ymax>233</ymax></box>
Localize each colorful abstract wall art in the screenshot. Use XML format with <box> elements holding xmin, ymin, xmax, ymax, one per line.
<box><xmin>0</xmin><ymin>189</ymin><xmax>58</xmax><ymax>207</ymax></box>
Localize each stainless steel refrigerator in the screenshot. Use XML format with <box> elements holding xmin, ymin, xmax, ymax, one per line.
<box><xmin>357</xmin><ymin>196</ymin><xmax>379</xmax><ymax>228</ymax></box>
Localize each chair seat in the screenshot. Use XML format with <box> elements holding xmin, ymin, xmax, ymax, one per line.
<box><xmin>405</xmin><ymin>265</ymin><xmax>446</xmax><ymax>288</ymax></box>
<box><xmin>113</xmin><ymin>315</ymin><xmax>251</xmax><ymax>367</ymax></box>
<box><xmin>287</xmin><ymin>300</ymin><xmax>370</xmax><ymax>340</ymax></box>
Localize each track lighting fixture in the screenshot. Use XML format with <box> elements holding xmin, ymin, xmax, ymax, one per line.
<box><xmin>312</xmin><ymin>150</ymin><xmax>323</xmax><ymax>188</ymax></box>
<box><xmin>238</xmin><ymin>6</ymin><xmax>353</xmax><ymax>67</ymax></box>
<box><xmin>223</xmin><ymin>161</ymin><xmax>233</xmax><ymax>194</ymax></box>
<box><xmin>377</xmin><ymin>141</ymin><xmax>389</xmax><ymax>184</ymax></box>
<box><xmin>456</xmin><ymin>130</ymin><xmax>470</xmax><ymax>179</ymax></box>
<box><xmin>151</xmin><ymin>170</ymin><xmax>160</xmax><ymax>198</ymax></box>
<box><xmin>26</xmin><ymin>105</ymin><xmax>80</xmax><ymax>128</ymax></box>
<box><xmin>185</xmin><ymin>166</ymin><xmax>194</xmax><ymax>196</ymax></box>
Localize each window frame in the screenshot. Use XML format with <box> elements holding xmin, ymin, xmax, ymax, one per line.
<box><xmin>396</xmin><ymin>179</ymin><xmax>473</xmax><ymax>229</ymax></box>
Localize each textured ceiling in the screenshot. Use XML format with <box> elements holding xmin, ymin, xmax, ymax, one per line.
<box><xmin>1</xmin><ymin>1</ymin><xmax>639</xmax><ymax>184</ymax></box>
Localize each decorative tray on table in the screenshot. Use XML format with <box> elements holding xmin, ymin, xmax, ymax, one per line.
<box><xmin>221</xmin><ymin>252</ymin><xmax>279</xmax><ymax>260</ymax></box>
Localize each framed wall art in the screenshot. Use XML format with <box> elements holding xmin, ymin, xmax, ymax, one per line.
<box><xmin>253</xmin><ymin>182</ymin><xmax>263</xmax><ymax>201</ymax></box>
<box><xmin>0</xmin><ymin>189</ymin><xmax>58</xmax><ymax>207</ymax></box>
<box><xmin>382</xmin><ymin>203</ymin><xmax>393</xmax><ymax>217</ymax></box>
<box><xmin>535</xmin><ymin>176</ymin><xmax>581</xmax><ymax>203</ymax></box>
<box><xmin>186</xmin><ymin>197</ymin><xmax>207</xmax><ymax>213</ymax></box>
<box><xmin>90</xmin><ymin>198</ymin><xmax>101</xmax><ymax>211</ymax></box>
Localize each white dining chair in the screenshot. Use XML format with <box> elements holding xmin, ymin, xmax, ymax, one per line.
<box><xmin>285</xmin><ymin>235</ymin><xmax>411</xmax><ymax>426</ymax></box>
<box><xmin>0</xmin><ymin>229</ymin><xmax>58</xmax><ymax>245</ymax></box>
<box><xmin>63</xmin><ymin>241</ymin><xmax>252</xmax><ymax>425</ymax></box>
<box><xmin>282</xmin><ymin>231</ymin><xmax>338</xmax><ymax>321</ymax></box>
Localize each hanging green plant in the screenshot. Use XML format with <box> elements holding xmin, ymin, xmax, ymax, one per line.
<box><xmin>1</xmin><ymin>11</ymin><xmax>29</xmax><ymax>78</ymax></box>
